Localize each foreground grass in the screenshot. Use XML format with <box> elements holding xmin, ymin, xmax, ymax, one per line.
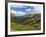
<box><xmin>11</xmin><ymin>22</ymin><xmax>41</xmax><ymax>31</ymax></box>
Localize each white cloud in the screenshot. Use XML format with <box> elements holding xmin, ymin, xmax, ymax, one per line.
<box><xmin>11</xmin><ymin>5</ymin><xmax>27</xmax><ymax>8</ymax></box>
<box><xmin>11</xmin><ymin>5</ymin><xmax>23</xmax><ymax>8</ymax></box>
<box><xmin>11</xmin><ymin>9</ymin><xmax>26</xmax><ymax>16</ymax></box>
<box><xmin>11</xmin><ymin>10</ymin><xmax>16</xmax><ymax>14</ymax></box>
<box><xmin>25</xmin><ymin>9</ymin><xmax>31</xmax><ymax>11</ymax></box>
<box><xmin>16</xmin><ymin>11</ymin><xmax>26</xmax><ymax>16</ymax></box>
<box><xmin>12</xmin><ymin>5</ymin><xmax>18</xmax><ymax>8</ymax></box>
<box><xmin>33</xmin><ymin>6</ymin><xmax>41</xmax><ymax>13</ymax></box>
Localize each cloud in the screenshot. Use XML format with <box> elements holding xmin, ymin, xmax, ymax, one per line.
<box><xmin>16</xmin><ymin>11</ymin><xmax>26</xmax><ymax>16</ymax></box>
<box><xmin>11</xmin><ymin>10</ymin><xmax>16</xmax><ymax>14</ymax></box>
<box><xmin>25</xmin><ymin>9</ymin><xmax>31</xmax><ymax>11</ymax></box>
<box><xmin>11</xmin><ymin>5</ymin><xmax>27</xmax><ymax>8</ymax></box>
<box><xmin>11</xmin><ymin>10</ymin><xmax>26</xmax><ymax>16</ymax></box>
<box><xmin>11</xmin><ymin>6</ymin><xmax>41</xmax><ymax>15</ymax></box>
<box><xmin>33</xmin><ymin>7</ymin><xmax>41</xmax><ymax>13</ymax></box>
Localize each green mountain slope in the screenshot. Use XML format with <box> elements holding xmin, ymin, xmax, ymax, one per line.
<box><xmin>11</xmin><ymin>14</ymin><xmax>41</xmax><ymax>31</ymax></box>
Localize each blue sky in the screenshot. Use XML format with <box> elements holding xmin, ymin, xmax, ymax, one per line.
<box><xmin>10</xmin><ymin>5</ymin><xmax>41</xmax><ymax>16</ymax></box>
